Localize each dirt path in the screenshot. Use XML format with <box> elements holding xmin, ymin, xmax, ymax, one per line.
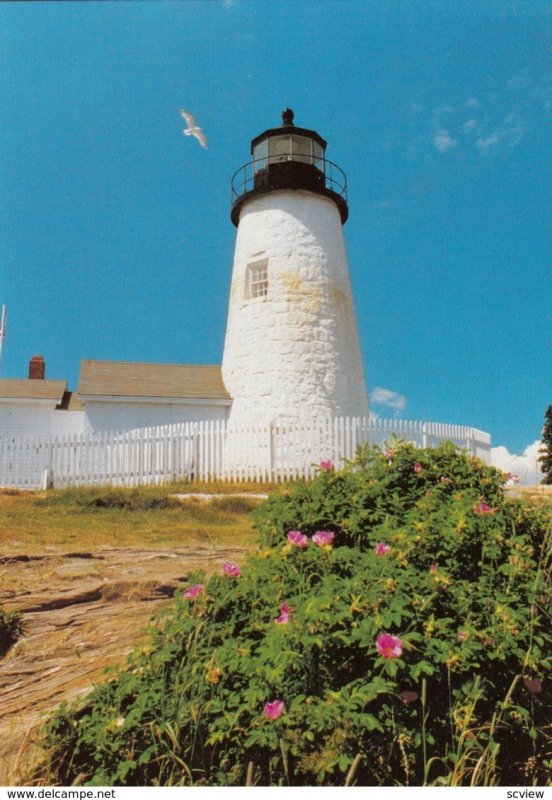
<box><xmin>0</xmin><ymin>542</ymin><xmax>248</xmax><ymax>784</ymax></box>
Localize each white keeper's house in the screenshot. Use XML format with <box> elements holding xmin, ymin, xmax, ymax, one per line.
<box><xmin>0</xmin><ymin>110</ymin><xmax>491</xmax><ymax>485</ymax></box>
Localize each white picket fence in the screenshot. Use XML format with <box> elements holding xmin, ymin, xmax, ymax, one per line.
<box><xmin>0</xmin><ymin>416</ymin><xmax>491</xmax><ymax>489</ymax></box>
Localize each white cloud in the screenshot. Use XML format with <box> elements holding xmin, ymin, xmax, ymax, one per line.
<box><xmin>476</xmin><ymin>132</ymin><xmax>502</xmax><ymax>151</ymax></box>
<box><xmin>491</xmin><ymin>440</ymin><xmax>543</xmax><ymax>485</ymax></box>
<box><xmin>419</xmin><ymin>89</ymin><xmax>534</xmax><ymax>159</ymax></box>
<box><xmin>462</xmin><ymin>119</ymin><xmax>478</xmax><ymax>134</ymax></box>
<box><xmin>434</xmin><ymin>128</ymin><xmax>458</xmax><ymax>152</ymax></box>
<box><xmin>432</xmin><ymin>106</ymin><xmax>458</xmax><ymax>153</ymax></box>
<box><xmin>475</xmin><ymin>113</ymin><xmax>527</xmax><ymax>153</ymax></box>
<box><xmin>404</xmin><ymin>71</ymin><xmax>549</xmax><ymax>162</ymax></box>
<box><xmin>370</xmin><ymin>387</ymin><xmax>407</xmax><ymax>412</ymax></box>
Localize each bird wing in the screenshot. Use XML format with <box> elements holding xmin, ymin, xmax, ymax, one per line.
<box><xmin>193</xmin><ymin>129</ymin><xmax>208</xmax><ymax>148</ymax></box>
<box><xmin>180</xmin><ymin>109</ymin><xmax>196</xmax><ymax>128</ymax></box>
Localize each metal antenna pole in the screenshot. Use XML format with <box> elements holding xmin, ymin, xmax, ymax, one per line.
<box><xmin>0</xmin><ymin>305</ymin><xmax>6</xmax><ymax>374</ymax></box>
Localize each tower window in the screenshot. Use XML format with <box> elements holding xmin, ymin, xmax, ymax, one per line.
<box><xmin>246</xmin><ymin>260</ymin><xmax>268</xmax><ymax>299</ymax></box>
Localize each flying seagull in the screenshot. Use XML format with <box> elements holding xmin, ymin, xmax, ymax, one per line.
<box><xmin>180</xmin><ymin>109</ymin><xmax>208</xmax><ymax>148</ymax></box>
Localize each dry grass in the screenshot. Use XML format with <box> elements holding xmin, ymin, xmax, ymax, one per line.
<box><xmin>0</xmin><ymin>482</ymin><xmax>271</xmax><ymax>559</ymax></box>
<box><xmin>504</xmin><ymin>483</ymin><xmax>552</xmax><ymax>506</ymax></box>
<box><xmin>169</xmin><ymin>479</ymin><xmax>280</xmax><ymax>495</ymax></box>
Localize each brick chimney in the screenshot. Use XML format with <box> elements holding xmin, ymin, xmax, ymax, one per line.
<box><xmin>29</xmin><ymin>355</ymin><xmax>45</xmax><ymax>380</ymax></box>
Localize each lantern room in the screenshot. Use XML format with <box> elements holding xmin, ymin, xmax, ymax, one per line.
<box><xmin>251</xmin><ymin>107</ymin><xmax>326</xmax><ymax>168</ymax></box>
<box><xmin>230</xmin><ymin>108</ymin><xmax>348</xmax><ymax>226</ymax></box>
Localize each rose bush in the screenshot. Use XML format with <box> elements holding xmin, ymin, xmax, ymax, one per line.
<box><xmin>40</xmin><ymin>442</ymin><xmax>551</xmax><ymax>786</ymax></box>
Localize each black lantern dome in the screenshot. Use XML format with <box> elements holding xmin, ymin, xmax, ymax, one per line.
<box><xmin>230</xmin><ymin>109</ymin><xmax>348</xmax><ymax>226</ymax></box>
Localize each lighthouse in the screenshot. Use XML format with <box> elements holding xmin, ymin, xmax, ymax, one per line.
<box><xmin>222</xmin><ymin>109</ymin><xmax>369</xmax><ymax>428</ymax></box>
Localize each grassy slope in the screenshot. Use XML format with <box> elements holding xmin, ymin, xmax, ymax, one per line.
<box><xmin>0</xmin><ymin>482</ymin><xmax>268</xmax><ymax>558</ymax></box>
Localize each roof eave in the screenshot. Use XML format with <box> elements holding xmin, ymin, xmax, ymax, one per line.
<box><xmin>78</xmin><ymin>394</ymin><xmax>232</xmax><ymax>406</ymax></box>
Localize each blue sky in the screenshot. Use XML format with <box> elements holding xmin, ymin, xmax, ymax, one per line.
<box><xmin>1</xmin><ymin>0</ymin><xmax>551</xmax><ymax>466</ymax></box>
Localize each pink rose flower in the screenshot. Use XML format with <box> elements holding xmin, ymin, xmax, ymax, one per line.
<box><xmin>263</xmin><ymin>699</ymin><xmax>285</xmax><ymax>720</ymax></box>
<box><xmin>223</xmin><ymin>561</ymin><xmax>241</xmax><ymax>578</ymax></box>
<box><xmin>399</xmin><ymin>690</ymin><xmax>418</xmax><ymax>704</ymax></box>
<box><xmin>414</xmin><ymin>462</ymin><xmax>422</xmax><ymax>473</ymax></box>
<box><xmin>375</xmin><ymin>542</ymin><xmax>390</xmax><ymax>556</ymax></box>
<box><xmin>287</xmin><ymin>530</ymin><xmax>308</xmax><ymax>548</ymax></box>
<box><xmin>473</xmin><ymin>503</ymin><xmax>495</xmax><ymax>515</ymax></box>
<box><xmin>312</xmin><ymin>530</ymin><xmax>335</xmax><ymax>547</ymax></box>
<box><xmin>275</xmin><ymin>602</ymin><xmax>293</xmax><ymax>624</ymax></box>
<box><xmin>523</xmin><ymin>677</ymin><xmax>542</xmax><ymax>694</ymax></box>
<box><xmin>375</xmin><ymin>632</ymin><xmax>403</xmax><ymax>659</ymax></box>
<box><xmin>319</xmin><ymin>460</ymin><xmax>334</xmax><ymax>471</ymax></box>
<box><xmin>429</xmin><ymin>563</ymin><xmax>438</xmax><ymax>573</ymax></box>
<box><xmin>183</xmin><ymin>583</ymin><xmax>203</xmax><ymax>600</ymax></box>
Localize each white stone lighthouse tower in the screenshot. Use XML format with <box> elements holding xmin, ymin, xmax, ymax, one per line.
<box><xmin>222</xmin><ymin>109</ymin><xmax>369</xmax><ymax>427</ymax></box>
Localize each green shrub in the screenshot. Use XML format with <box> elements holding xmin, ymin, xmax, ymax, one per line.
<box><xmin>39</xmin><ymin>443</ymin><xmax>552</xmax><ymax>786</ymax></box>
<box><xmin>0</xmin><ymin>606</ymin><xmax>24</xmax><ymax>657</ymax></box>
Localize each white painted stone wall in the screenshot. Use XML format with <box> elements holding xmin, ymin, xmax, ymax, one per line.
<box><xmin>222</xmin><ymin>190</ymin><xmax>369</xmax><ymax>427</ymax></box>
<box><xmin>83</xmin><ymin>400</ymin><xmax>229</xmax><ymax>435</ymax></box>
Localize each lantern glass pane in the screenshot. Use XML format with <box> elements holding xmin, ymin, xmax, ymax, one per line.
<box><xmin>253</xmin><ymin>138</ymin><xmax>268</xmax><ymax>171</ymax></box>
<box><xmin>269</xmin><ymin>135</ymin><xmax>292</xmax><ymax>163</ymax></box>
<box><xmin>313</xmin><ymin>141</ymin><xmax>324</xmax><ymax>170</ymax></box>
<box><xmin>290</xmin><ymin>135</ymin><xmax>312</xmax><ymax>164</ymax></box>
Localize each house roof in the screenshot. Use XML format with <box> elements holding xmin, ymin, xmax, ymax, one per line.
<box><xmin>0</xmin><ymin>379</ymin><xmax>67</xmax><ymax>402</ymax></box>
<box><xmin>77</xmin><ymin>360</ymin><xmax>231</xmax><ymax>401</ymax></box>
